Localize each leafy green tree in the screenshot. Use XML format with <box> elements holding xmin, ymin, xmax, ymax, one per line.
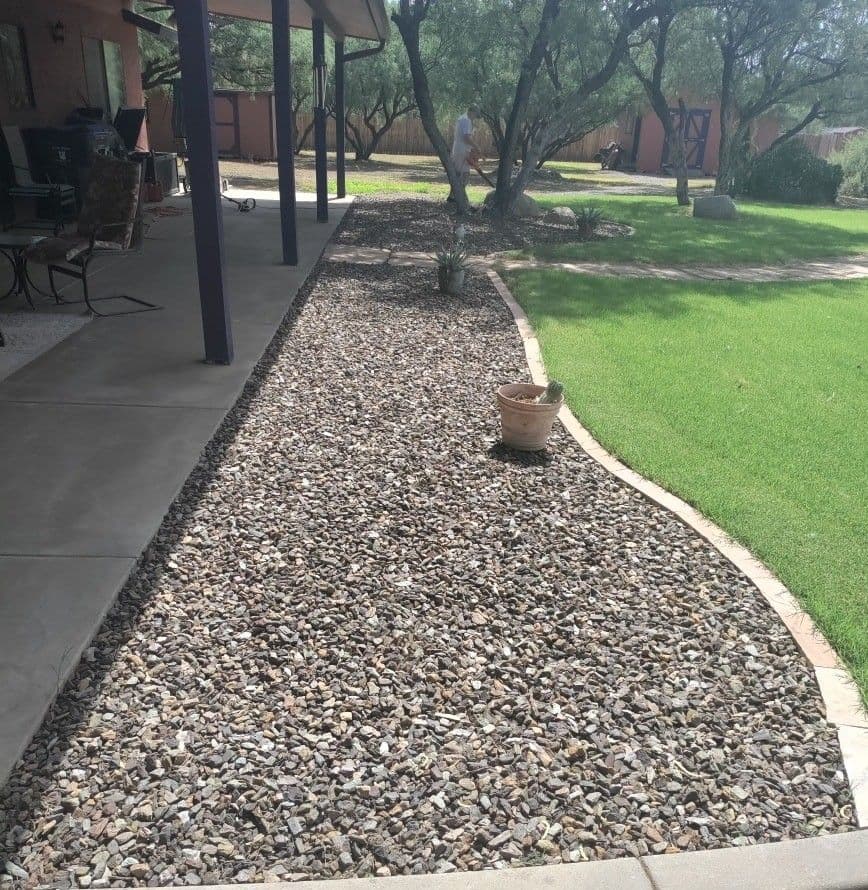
<box><xmin>707</xmin><ymin>0</ymin><xmax>858</xmax><ymax>195</ymax></box>
<box><xmin>628</xmin><ymin>3</ymin><xmax>696</xmax><ymax>205</ymax></box>
<box><xmin>394</xmin><ymin>0</ymin><xmax>655</xmax><ymax>216</ymax></box>
<box><xmin>340</xmin><ymin>24</ymin><xmax>417</xmax><ymax>160</ymax></box>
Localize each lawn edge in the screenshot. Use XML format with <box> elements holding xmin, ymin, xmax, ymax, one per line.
<box><xmin>487</xmin><ymin>267</ymin><xmax>868</xmax><ymax>828</ymax></box>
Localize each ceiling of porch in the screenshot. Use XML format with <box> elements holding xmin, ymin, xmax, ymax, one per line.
<box><xmin>149</xmin><ymin>0</ymin><xmax>389</xmax><ymax>42</ymax></box>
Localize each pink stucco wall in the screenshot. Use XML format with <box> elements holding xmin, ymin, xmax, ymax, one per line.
<box><xmin>0</xmin><ymin>0</ymin><xmax>144</xmax><ymax>137</ymax></box>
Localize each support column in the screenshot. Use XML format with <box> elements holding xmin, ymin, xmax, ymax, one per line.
<box><xmin>335</xmin><ymin>40</ymin><xmax>346</xmax><ymax>199</ymax></box>
<box><xmin>312</xmin><ymin>17</ymin><xmax>329</xmax><ymax>223</ymax></box>
<box><xmin>271</xmin><ymin>0</ymin><xmax>298</xmax><ymax>265</ymax></box>
<box><xmin>175</xmin><ymin>0</ymin><xmax>233</xmax><ymax>364</ymax></box>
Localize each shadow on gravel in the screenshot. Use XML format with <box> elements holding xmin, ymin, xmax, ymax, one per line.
<box><xmin>487</xmin><ymin>442</ymin><xmax>554</xmax><ymax>467</ymax></box>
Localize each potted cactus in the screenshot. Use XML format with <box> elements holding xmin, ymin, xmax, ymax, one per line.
<box><xmin>435</xmin><ymin>243</ymin><xmax>469</xmax><ymax>295</ymax></box>
<box><xmin>497</xmin><ymin>380</ymin><xmax>564</xmax><ymax>451</ymax></box>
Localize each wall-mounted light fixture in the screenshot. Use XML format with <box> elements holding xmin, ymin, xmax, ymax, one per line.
<box><xmin>50</xmin><ymin>21</ymin><xmax>65</xmax><ymax>43</ymax></box>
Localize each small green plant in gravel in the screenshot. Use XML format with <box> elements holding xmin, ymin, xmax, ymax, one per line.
<box><xmin>575</xmin><ymin>206</ymin><xmax>604</xmax><ymax>236</ymax></box>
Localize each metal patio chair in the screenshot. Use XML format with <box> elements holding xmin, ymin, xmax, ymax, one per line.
<box><xmin>1</xmin><ymin>125</ymin><xmax>77</xmax><ymax>234</ymax></box>
<box><xmin>23</xmin><ymin>155</ymin><xmax>160</xmax><ymax>317</ymax></box>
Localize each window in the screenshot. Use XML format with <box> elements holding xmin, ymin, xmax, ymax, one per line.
<box><xmin>82</xmin><ymin>37</ymin><xmax>126</xmax><ymax>119</ymax></box>
<box><xmin>0</xmin><ymin>24</ymin><xmax>35</xmax><ymax>110</ymax></box>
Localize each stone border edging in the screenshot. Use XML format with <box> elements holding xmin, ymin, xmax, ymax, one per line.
<box><xmin>486</xmin><ymin>267</ymin><xmax>868</xmax><ymax>828</ymax></box>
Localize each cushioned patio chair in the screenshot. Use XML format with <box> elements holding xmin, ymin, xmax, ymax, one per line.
<box><xmin>24</xmin><ymin>155</ymin><xmax>160</xmax><ymax>317</ymax></box>
<box><xmin>1</xmin><ymin>125</ymin><xmax>77</xmax><ymax>234</ymax></box>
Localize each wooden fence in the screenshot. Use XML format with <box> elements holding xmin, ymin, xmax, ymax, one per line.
<box><xmin>147</xmin><ymin>86</ymin><xmax>621</xmax><ymax>163</ymax></box>
<box><xmin>295</xmin><ymin>111</ymin><xmax>621</xmax><ymax>162</ymax></box>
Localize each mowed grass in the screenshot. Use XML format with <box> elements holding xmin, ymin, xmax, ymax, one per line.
<box><xmin>525</xmin><ymin>194</ymin><xmax>868</xmax><ymax>266</ymax></box>
<box><xmin>506</xmin><ymin>270</ymin><xmax>868</xmax><ymax>701</ymax></box>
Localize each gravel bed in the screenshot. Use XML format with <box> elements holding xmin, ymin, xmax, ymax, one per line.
<box><xmin>0</xmin><ymin>203</ymin><xmax>856</xmax><ymax>886</ymax></box>
<box><xmin>332</xmin><ymin>195</ymin><xmax>628</xmax><ymax>253</ymax></box>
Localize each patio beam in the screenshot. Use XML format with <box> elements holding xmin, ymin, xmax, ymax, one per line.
<box><xmin>312</xmin><ymin>17</ymin><xmax>329</xmax><ymax>223</ymax></box>
<box><xmin>335</xmin><ymin>40</ymin><xmax>346</xmax><ymax>199</ymax></box>
<box><xmin>175</xmin><ymin>0</ymin><xmax>233</xmax><ymax>364</ymax></box>
<box><xmin>272</xmin><ymin>0</ymin><xmax>299</xmax><ymax>265</ymax></box>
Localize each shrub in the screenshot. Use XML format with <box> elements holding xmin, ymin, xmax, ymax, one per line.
<box><xmin>832</xmin><ymin>132</ymin><xmax>868</xmax><ymax>198</ymax></box>
<box><xmin>741</xmin><ymin>140</ymin><xmax>843</xmax><ymax>204</ymax></box>
<box><xmin>576</xmin><ymin>206</ymin><xmax>604</xmax><ymax>235</ymax></box>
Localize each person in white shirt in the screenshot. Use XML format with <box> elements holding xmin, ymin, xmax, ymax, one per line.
<box><xmin>448</xmin><ymin>105</ymin><xmax>481</xmax><ymax>202</ymax></box>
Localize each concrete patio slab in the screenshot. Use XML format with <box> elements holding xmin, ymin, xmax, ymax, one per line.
<box><xmin>643</xmin><ymin>831</ymin><xmax>868</xmax><ymax>890</ymax></box>
<box><xmin>0</xmin><ymin>401</ymin><xmax>224</xmax><ymax>557</ymax></box>
<box><xmin>0</xmin><ymin>555</ymin><xmax>135</xmax><ymax>783</ymax></box>
<box><xmin>0</xmin><ymin>191</ymin><xmax>349</xmax><ymax>787</ymax></box>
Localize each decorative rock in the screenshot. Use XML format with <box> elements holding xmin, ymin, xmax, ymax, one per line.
<box><xmin>693</xmin><ymin>194</ymin><xmax>739</xmax><ymax>220</ymax></box>
<box><xmin>544</xmin><ymin>206</ymin><xmax>577</xmax><ymax>225</ymax></box>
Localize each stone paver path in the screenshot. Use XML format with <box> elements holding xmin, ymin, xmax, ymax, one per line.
<box><xmin>323</xmin><ymin>246</ymin><xmax>868</xmax><ymax>283</ymax></box>
<box><xmin>0</xmin><ymin>246</ymin><xmax>856</xmax><ymax>887</ymax></box>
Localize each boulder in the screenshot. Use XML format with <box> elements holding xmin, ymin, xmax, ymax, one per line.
<box><xmin>545</xmin><ymin>206</ymin><xmax>577</xmax><ymax>225</ymax></box>
<box><xmin>693</xmin><ymin>194</ymin><xmax>739</xmax><ymax>220</ymax></box>
<box><xmin>482</xmin><ymin>191</ymin><xmax>544</xmax><ymax>218</ymax></box>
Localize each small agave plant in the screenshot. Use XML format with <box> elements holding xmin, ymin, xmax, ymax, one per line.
<box><xmin>435</xmin><ymin>224</ymin><xmax>470</xmax><ymax>295</ymax></box>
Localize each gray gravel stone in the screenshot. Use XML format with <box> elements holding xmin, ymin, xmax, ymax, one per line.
<box><xmin>0</xmin><ymin>198</ymin><xmax>855</xmax><ymax>887</ymax></box>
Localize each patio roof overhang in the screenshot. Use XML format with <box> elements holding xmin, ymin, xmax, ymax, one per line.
<box><xmin>149</xmin><ymin>0</ymin><xmax>389</xmax><ymax>42</ymax></box>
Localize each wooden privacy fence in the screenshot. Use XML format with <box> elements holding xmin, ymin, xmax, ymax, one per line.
<box><xmin>147</xmin><ymin>88</ymin><xmax>621</xmax><ymax>163</ymax></box>
<box><xmin>296</xmin><ymin>112</ymin><xmax>620</xmax><ymax>162</ymax></box>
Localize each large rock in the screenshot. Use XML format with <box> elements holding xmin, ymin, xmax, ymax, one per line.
<box><xmin>693</xmin><ymin>194</ymin><xmax>739</xmax><ymax>220</ymax></box>
<box><xmin>545</xmin><ymin>206</ymin><xmax>577</xmax><ymax>225</ymax></box>
<box><xmin>483</xmin><ymin>191</ymin><xmax>543</xmax><ymax>218</ymax></box>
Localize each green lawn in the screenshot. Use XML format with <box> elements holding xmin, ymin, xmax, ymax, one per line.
<box><xmin>506</xmin><ymin>270</ymin><xmax>868</xmax><ymax>701</ymax></box>
<box><xmin>524</xmin><ymin>195</ymin><xmax>868</xmax><ymax>266</ymax></box>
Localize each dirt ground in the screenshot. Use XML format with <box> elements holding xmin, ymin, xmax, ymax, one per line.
<box><xmin>218</xmin><ymin>152</ymin><xmax>710</xmax><ymax>197</ymax></box>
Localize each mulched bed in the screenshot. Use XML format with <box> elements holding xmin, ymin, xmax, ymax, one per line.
<box><xmin>332</xmin><ymin>195</ymin><xmax>629</xmax><ymax>254</ymax></box>
<box><xmin>0</xmin><ymin>203</ymin><xmax>856</xmax><ymax>887</ymax></box>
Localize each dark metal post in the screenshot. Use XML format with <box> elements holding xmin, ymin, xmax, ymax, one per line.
<box><xmin>272</xmin><ymin>0</ymin><xmax>298</xmax><ymax>264</ymax></box>
<box><xmin>312</xmin><ymin>18</ymin><xmax>329</xmax><ymax>222</ymax></box>
<box><xmin>335</xmin><ymin>40</ymin><xmax>346</xmax><ymax>199</ymax></box>
<box><xmin>175</xmin><ymin>0</ymin><xmax>233</xmax><ymax>364</ymax></box>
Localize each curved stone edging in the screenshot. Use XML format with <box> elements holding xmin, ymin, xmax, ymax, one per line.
<box><xmin>486</xmin><ymin>267</ymin><xmax>868</xmax><ymax>828</ymax></box>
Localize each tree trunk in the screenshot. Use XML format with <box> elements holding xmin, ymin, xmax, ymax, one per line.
<box><xmin>714</xmin><ymin>47</ymin><xmax>736</xmax><ymax>195</ymax></box>
<box><xmin>673</xmin><ymin>98</ymin><xmax>690</xmax><ymax>206</ymax></box>
<box><xmin>491</xmin><ymin>0</ymin><xmax>562</xmax><ymax>218</ymax></box>
<box><xmin>393</xmin><ymin>4</ymin><xmax>470</xmax><ymax>215</ymax></box>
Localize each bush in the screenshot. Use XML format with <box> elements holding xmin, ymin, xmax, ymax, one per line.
<box><xmin>741</xmin><ymin>140</ymin><xmax>843</xmax><ymax>204</ymax></box>
<box><xmin>576</xmin><ymin>205</ymin><xmax>604</xmax><ymax>235</ymax></box>
<box><xmin>832</xmin><ymin>132</ymin><xmax>868</xmax><ymax>198</ymax></box>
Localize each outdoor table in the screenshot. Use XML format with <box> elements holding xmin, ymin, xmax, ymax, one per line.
<box><xmin>0</xmin><ymin>233</ymin><xmax>46</xmax><ymax>309</ymax></box>
<box><xmin>0</xmin><ymin>233</ymin><xmax>45</xmax><ymax>347</ymax></box>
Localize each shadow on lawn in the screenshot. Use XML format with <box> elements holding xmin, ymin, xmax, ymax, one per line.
<box><xmin>527</xmin><ymin>197</ymin><xmax>868</xmax><ymax>264</ymax></box>
<box><xmin>507</xmin><ymin>269</ymin><xmax>859</xmax><ymax>324</ymax></box>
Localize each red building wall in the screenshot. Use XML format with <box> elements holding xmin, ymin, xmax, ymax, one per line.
<box><xmin>0</xmin><ymin>0</ymin><xmax>144</xmax><ymax>136</ymax></box>
<box><xmin>631</xmin><ymin>98</ymin><xmax>779</xmax><ymax>176</ymax></box>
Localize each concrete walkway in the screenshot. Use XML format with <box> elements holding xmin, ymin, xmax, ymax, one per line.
<box><xmin>323</xmin><ymin>245</ymin><xmax>868</xmax><ymax>282</ymax></box>
<box><xmin>0</xmin><ymin>193</ymin><xmax>351</xmax><ymax>787</ymax></box>
<box><xmin>181</xmin><ymin>831</ymin><xmax>868</xmax><ymax>890</ymax></box>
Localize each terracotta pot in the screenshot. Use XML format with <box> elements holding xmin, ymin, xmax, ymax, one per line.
<box><xmin>497</xmin><ymin>383</ymin><xmax>563</xmax><ymax>451</ymax></box>
<box><xmin>438</xmin><ymin>266</ymin><xmax>465</xmax><ymax>295</ymax></box>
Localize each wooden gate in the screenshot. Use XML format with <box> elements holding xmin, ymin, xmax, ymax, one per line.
<box><xmin>663</xmin><ymin>108</ymin><xmax>712</xmax><ymax>170</ymax></box>
<box><xmin>213</xmin><ymin>92</ymin><xmax>241</xmax><ymax>157</ymax></box>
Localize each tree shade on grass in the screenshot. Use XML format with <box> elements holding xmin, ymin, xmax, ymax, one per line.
<box><xmin>506</xmin><ymin>270</ymin><xmax>868</xmax><ymax>702</ymax></box>
<box><xmin>526</xmin><ymin>195</ymin><xmax>868</xmax><ymax>266</ymax></box>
